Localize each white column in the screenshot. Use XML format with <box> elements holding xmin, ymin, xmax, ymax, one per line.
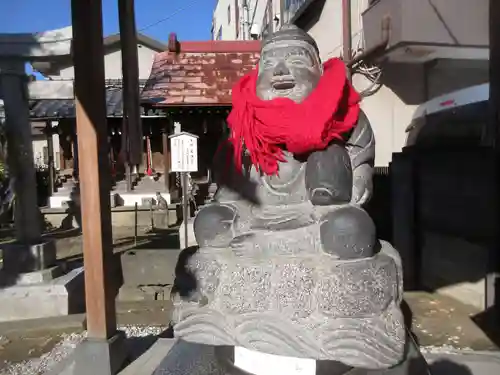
<box><xmin>0</xmin><ymin>59</ymin><xmax>42</xmax><ymax>244</ymax></box>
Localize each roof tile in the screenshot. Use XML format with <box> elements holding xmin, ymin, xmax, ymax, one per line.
<box><xmin>141</xmin><ymin>40</ymin><xmax>260</xmax><ymax>107</ymax></box>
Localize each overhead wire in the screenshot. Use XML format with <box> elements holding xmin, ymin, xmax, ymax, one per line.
<box><xmin>138</xmin><ymin>0</ymin><xmax>203</xmax><ymax>32</ymax></box>
<box><xmin>344</xmin><ymin>0</ymin><xmax>383</xmax><ymax>98</ymax></box>
<box><xmin>351</xmin><ymin>27</ymin><xmax>383</xmax><ymax>97</ymax></box>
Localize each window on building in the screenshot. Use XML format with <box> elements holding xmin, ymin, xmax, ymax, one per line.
<box><xmin>217</xmin><ymin>26</ymin><xmax>223</xmax><ymax>40</ymax></box>
<box><xmin>228</xmin><ymin>5</ymin><xmax>231</xmax><ymax>24</ymax></box>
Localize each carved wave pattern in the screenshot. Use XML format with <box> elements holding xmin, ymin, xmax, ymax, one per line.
<box><xmin>192</xmin><ymin>244</ymin><xmax>401</xmax><ymax>319</ymax></box>
<box><xmin>173</xmin><ymin>304</ymin><xmax>406</xmax><ymax>369</ymax></box>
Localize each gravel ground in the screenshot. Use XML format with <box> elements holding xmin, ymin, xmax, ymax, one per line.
<box><xmin>0</xmin><ymin>328</ymin><xmax>495</xmax><ymax>375</ymax></box>
<box><xmin>0</xmin><ymin>326</ymin><xmax>166</xmax><ymax>375</ymax></box>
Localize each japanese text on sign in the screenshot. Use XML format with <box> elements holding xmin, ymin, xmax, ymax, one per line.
<box><xmin>170</xmin><ymin>133</ymin><xmax>198</xmax><ymax>172</ymax></box>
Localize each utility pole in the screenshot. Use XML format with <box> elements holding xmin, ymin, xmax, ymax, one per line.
<box><xmin>342</xmin><ymin>0</ymin><xmax>352</xmax><ymax>81</ymax></box>
<box><xmin>242</xmin><ymin>0</ymin><xmax>250</xmax><ymax>40</ymax></box>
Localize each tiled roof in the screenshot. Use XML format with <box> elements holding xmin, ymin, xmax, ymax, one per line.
<box><xmin>140</xmin><ymin>40</ymin><xmax>261</xmax><ymax>107</ymax></box>
<box><xmin>29</xmin><ymin>79</ymin><xmax>148</xmax><ymax>119</ymax></box>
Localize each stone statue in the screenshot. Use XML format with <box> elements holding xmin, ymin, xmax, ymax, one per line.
<box><xmin>163</xmin><ymin>25</ymin><xmax>427</xmax><ymax>375</ymax></box>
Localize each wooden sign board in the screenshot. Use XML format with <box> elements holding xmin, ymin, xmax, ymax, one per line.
<box><xmin>169</xmin><ymin>132</ymin><xmax>199</xmax><ymax>173</ymax></box>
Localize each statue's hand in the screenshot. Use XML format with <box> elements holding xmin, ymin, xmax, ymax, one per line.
<box><xmin>306</xmin><ymin>144</ymin><xmax>353</xmax><ymax>206</ymax></box>
<box><xmin>193</xmin><ymin>203</ymin><xmax>238</xmax><ymax>248</ymax></box>
<box><xmin>351</xmin><ymin>164</ymin><xmax>373</xmax><ymax>205</ymax></box>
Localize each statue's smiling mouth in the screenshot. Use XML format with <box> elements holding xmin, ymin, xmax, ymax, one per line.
<box><xmin>271</xmin><ymin>77</ymin><xmax>296</xmax><ymax>91</ymax></box>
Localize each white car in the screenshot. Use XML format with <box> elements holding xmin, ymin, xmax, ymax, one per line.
<box><xmin>406</xmin><ymin>83</ymin><xmax>489</xmax><ymax>147</ymax></box>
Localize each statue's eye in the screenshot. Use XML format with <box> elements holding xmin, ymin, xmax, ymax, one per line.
<box><xmin>263</xmin><ymin>60</ymin><xmax>274</xmax><ymax>68</ymax></box>
<box><xmin>289</xmin><ymin>59</ymin><xmax>307</xmax><ymax>66</ymax></box>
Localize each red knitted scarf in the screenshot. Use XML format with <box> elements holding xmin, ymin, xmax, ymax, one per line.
<box><xmin>226</xmin><ymin>57</ymin><xmax>361</xmax><ymax>176</ymax></box>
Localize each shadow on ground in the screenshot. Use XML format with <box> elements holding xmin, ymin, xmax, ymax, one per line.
<box><xmin>424</xmin><ymin>359</ymin><xmax>473</xmax><ymax>375</ymax></box>
<box><xmin>44</xmin><ymin>227</ymin><xmax>82</xmax><ymax>240</ymax></box>
<box><xmin>123</xmin><ymin>328</ymin><xmax>173</xmax><ymax>367</ymax></box>
<box><xmin>114</xmin><ymin>228</ymin><xmax>180</xmax><ymax>251</ymax></box>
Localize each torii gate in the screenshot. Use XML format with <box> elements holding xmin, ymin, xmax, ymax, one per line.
<box><xmin>0</xmin><ymin>1</ymin><xmax>140</xmax><ymax>373</ymax></box>
<box><xmin>0</xmin><ymin>27</ymin><xmax>72</xmax><ymax>248</ymax></box>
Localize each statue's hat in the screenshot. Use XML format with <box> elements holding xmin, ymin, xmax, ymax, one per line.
<box><xmin>262</xmin><ymin>24</ymin><xmax>319</xmax><ymax>55</ymax></box>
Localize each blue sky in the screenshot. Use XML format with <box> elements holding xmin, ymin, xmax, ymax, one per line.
<box><xmin>0</xmin><ymin>0</ymin><xmax>216</xmax><ymax>77</ymax></box>
<box><xmin>0</xmin><ymin>0</ymin><xmax>215</xmax><ymax>41</ymax></box>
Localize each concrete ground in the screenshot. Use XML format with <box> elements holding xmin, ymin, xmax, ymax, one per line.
<box><xmin>405</xmin><ymin>292</ymin><xmax>499</xmax><ymax>351</ymax></box>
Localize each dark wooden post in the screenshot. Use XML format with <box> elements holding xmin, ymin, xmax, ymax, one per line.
<box><xmin>488</xmin><ymin>0</ymin><xmax>500</xmax><ymax>147</ymax></box>
<box><xmin>119</xmin><ymin>0</ymin><xmax>142</xmax><ymax>192</ymax></box>
<box><xmin>487</xmin><ymin>0</ymin><xmax>500</xmax><ymax>319</ymax></box>
<box><xmin>71</xmin><ymin>0</ymin><xmax>117</xmax><ymax>340</ymax></box>
<box><xmin>45</xmin><ymin>120</ymin><xmax>55</xmax><ymax>195</ymax></box>
<box><xmin>70</xmin><ymin>1</ymin><xmax>127</xmax><ymax>373</ymax></box>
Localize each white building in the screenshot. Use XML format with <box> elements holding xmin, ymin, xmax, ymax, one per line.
<box><xmin>212</xmin><ymin>0</ymin><xmax>277</xmax><ymax>40</ymax></box>
<box><xmin>214</xmin><ymin>0</ymin><xmax>489</xmax><ymax>167</ymax></box>
<box><xmin>287</xmin><ymin>0</ymin><xmax>488</xmax><ymax>167</ymax></box>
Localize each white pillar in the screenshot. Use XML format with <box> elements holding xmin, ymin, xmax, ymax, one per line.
<box><xmin>0</xmin><ymin>59</ymin><xmax>42</xmax><ymax>244</ymax></box>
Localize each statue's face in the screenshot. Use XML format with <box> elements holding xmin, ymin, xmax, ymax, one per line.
<box><xmin>256</xmin><ymin>41</ymin><xmax>322</xmax><ymax>103</ymax></box>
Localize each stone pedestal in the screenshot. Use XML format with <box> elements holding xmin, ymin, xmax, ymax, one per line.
<box><xmin>173</xmin><ymin>240</ymin><xmax>406</xmax><ymax>369</ymax></box>
<box><xmin>73</xmin><ymin>332</ymin><xmax>127</xmax><ymax>375</ymax></box>
<box><xmin>0</xmin><ymin>267</ymin><xmax>85</xmax><ymax>322</ymax></box>
<box><xmin>46</xmin><ymin>331</ymin><xmax>127</xmax><ymax>375</ymax></box>
<box><xmin>153</xmin><ymin>211</ymin><xmax>170</xmax><ymax>229</ymax></box>
<box><xmin>178</xmin><ymin>219</ymin><xmax>196</xmax><ymax>248</ymax></box>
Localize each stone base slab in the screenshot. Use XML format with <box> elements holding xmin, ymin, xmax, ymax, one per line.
<box><xmin>1</xmin><ymin>266</ymin><xmax>63</xmax><ymax>286</ymax></box>
<box><xmin>0</xmin><ymin>267</ymin><xmax>84</xmax><ymax>322</ymax></box>
<box><xmin>119</xmin><ymin>338</ymin><xmax>176</xmax><ymax>375</ymax></box>
<box><xmin>45</xmin><ymin>331</ymin><xmax>127</xmax><ymax>375</ymax></box>
<box><xmin>1</xmin><ymin>240</ymin><xmax>56</xmax><ymax>272</ymax></box>
<box><xmin>152</xmin><ymin>211</ymin><xmax>170</xmax><ymax>229</ymax></box>
<box><xmin>133</xmin><ymin>334</ymin><xmax>430</xmax><ymax>375</ymax></box>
